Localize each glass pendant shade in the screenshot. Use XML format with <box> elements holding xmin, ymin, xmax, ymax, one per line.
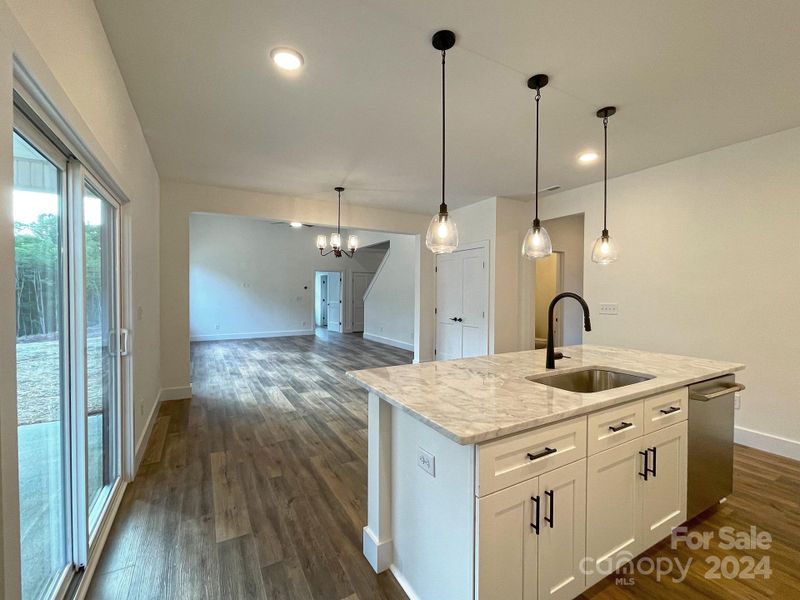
<box><xmin>591</xmin><ymin>231</ymin><xmax>619</xmax><ymax>264</ymax></box>
<box><xmin>347</xmin><ymin>234</ymin><xmax>358</xmax><ymax>251</ymax></box>
<box><xmin>522</xmin><ymin>222</ymin><xmax>553</xmax><ymax>259</ymax></box>
<box><xmin>316</xmin><ymin>234</ymin><xmax>327</xmax><ymax>250</ymax></box>
<box><xmin>330</xmin><ymin>232</ymin><xmax>342</xmax><ymax>250</ymax></box>
<box><xmin>425</xmin><ymin>212</ymin><xmax>459</xmax><ymax>254</ymax></box>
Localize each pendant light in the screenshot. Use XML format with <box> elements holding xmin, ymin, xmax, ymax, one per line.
<box><xmin>316</xmin><ymin>187</ymin><xmax>358</xmax><ymax>258</ymax></box>
<box><xmin>521</xmin><ymin>74</ymin><xmax>553</xmax><ymax>260</ymax></box>
<box><xmin>425</xmin><ymin>29</ymin><xmax>459</xmax><ymax>254</ymax></box>
<box><xmin>591</xmin><ymin>106</ymin><xmax>620</xmax><ymax>264</ymax></box>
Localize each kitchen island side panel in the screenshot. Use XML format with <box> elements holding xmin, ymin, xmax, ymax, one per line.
<box><xmin>391</xmin><ymin>406</ymin><xmax>475</xmax><ymax>600</ymax></box>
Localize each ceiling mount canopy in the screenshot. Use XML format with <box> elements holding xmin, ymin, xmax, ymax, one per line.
<box><xmin>521</xmin><ymin>73</ymin><xmax>553</xmax><ymax>260</ymax></box>
<box><xmin>425</xmin><ymin>29</ymin><xmax>460</xmax><ymax>254</ymax></box>
<box><xmin>316</xmin><ymin>186</ymin><xmax>358</xmax><ymax>258</ymax></box>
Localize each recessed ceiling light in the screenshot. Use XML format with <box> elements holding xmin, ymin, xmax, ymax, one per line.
<box><xmin>289</xmin><ymin>222</ymin><xmax>303</xmax><ymax>228</ymax></box>
<box><xmin>270</xmin><ymin>47</ymin><xmax>304</xmax><ymax>71</ymax></box>
<box><xmin>578</xmin><ymin>151</ymin><xmax>599</xmax><ymax>164</ymax></box>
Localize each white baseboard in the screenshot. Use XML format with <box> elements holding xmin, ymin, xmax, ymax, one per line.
<box><xmin>363</xmin><ymin>332</ymin><xmax>414</xmax><ymax>351</ymax></box>
<box><xmin>735</xmin><ymin>425</ymin><xmax>800</xmax><ymax>460</ymax></box>
<box><xmin>389</xmin><ymin>564</ymin><xmax>422</xmax><ymax>600</ymax></box>
<box><xmin>133</xmin><ymin>385</ymin><xmax>193</xmax><ymax>473</ymax></box>
<box><xmin>158</xmin><ymin>384</ymin><xmax>193</xmax><ymax>402</ymax></box>
<box><xmin>190</xmin><ymin>329</ymin><xmax>314</xmax><ymax>342</ymax></box>
<box><xmin>362</xmin><ymin>527</ymin><xmax>392</xmax><ymax>573</ymax></box>
<box><xmin>134</xmin><ymin>395</ymin><xmax>162</xmax><ymax>472</ymax></box>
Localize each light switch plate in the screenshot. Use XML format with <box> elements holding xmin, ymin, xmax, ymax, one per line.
<box><xmin>417</xmin><ymin>447</ymin><xmax>435</xmax><ymax>477</ymax></box>
<box><xmin>599</xmin><ymin>303</ymin><xmax>619</xmax><ymax>315</ymax></box>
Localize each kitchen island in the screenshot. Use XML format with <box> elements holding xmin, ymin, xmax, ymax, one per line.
<box><xmin>347</xmin><ymin>345</ymin><xmax>745</xmax><ymax>600</ymax></box>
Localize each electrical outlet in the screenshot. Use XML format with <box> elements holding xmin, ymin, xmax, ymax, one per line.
<box><xmin>734</xmin><ymin>392</ymin><xmax>742</xmax><ymax>410</ymax></box>
<box><xmin>302</xmin><ymin>320</ymin><xmax>307</xmax><ymax>327</ymax></box>
<box><xmin>417</xmin><ymin>447</ymin><xmax>435</xmax><ymax>477</ymax></box>
<box><xmin>215</xmin><ymin>324</ymin><xmax>220</xmax><ymax>331</ymax></box>
<box><xmin>599</xmin><ymin>303</ymin><xmax>619</xmax><ymax>315</ymax></box>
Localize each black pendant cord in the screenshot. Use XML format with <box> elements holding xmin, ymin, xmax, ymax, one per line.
<box><xmin>337</xmin><ymin>189</ymin><xmax>341</xmax><ymax>235</ymax></box>
<box><xmin>603</xmin><ymin>115</ymin><xmax>608</xmax><ymax>234</ymax></box>
<box><xmin>440</xmin><ymin>50</ymin><xmax>447</xmax><ymax>215</ymax></box>
<box><xmin>534</xmin><ymin>88</ymin><xmax>541</xmax><ymax>225</ymax></box>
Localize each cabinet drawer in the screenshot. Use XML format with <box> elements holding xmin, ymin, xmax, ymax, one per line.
<box><xmin>587</xmin><ymin>401</ymin><xmax>643</xmax><ymax>455</ymax></box>
<box><xmin>476</xmin><ymin>416</ymin><xmax>587</xmax><ymax>497</ymax></box>
<box><xmin>643</xmin><ymin>388</ymin><xmax>688</xmax><ymax>434</ymax></box>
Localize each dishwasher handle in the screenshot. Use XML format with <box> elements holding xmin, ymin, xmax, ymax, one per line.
<box><xmin>689</xmin><ymin>382</ymin><xmax>745</xmax><ymax>401</ymax></box>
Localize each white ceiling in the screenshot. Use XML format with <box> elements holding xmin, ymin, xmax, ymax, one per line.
<box><xmin>94</xmin><ymin>0</ymin><xmax>800</xmax><ymax>213</ymax></box>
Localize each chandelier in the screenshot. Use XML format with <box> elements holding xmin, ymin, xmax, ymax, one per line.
<box><xmin>316</xmin><ymin>186</ymin><xmax>358</xmax><ymax>257</ymax></box>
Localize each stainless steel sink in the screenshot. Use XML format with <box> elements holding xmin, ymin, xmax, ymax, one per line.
<box><xmin>526</xmin><ymin>367</ymin><xmax>654</xmax><ymax>393</ymax></box>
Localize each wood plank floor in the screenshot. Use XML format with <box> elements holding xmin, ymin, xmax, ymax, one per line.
<box><xmin>89</xmin><ymin>332</ymin><xmax>800</xmax><ymax>599</ymax></box>
<box><xmin>88</xmin><ymin>332</ymin><xmax>412</xmax><ymax>599</ymax></box>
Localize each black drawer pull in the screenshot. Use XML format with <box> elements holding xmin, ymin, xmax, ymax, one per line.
<box><xmin>659</xmin><ymin>406</ymin><xmax>681</xmax><ymax>415</ymax></box>
<box><xmin>530</xmin><ymin>495</ymin><xmax>541</xmax><ymax>534</ymax></box>
<box><xmin>639</xmin><ymin>450</ymin><xmax>649</xmax><ymax>481</ymax></box>
<box><xmin>544</xmin><ymin>489</ymin><xmax>554</xmax><ymax>528</ymax></box>
<box><xmin>608</xmin><ymin>421</ymin><xmax>633</xmax><ymax>433</ymax></box>
<box><xmin>648</xmin><ymin>446</ymin><xmax>657</xmax><ymax>477</ymax></box>
<box><xmin>527</xmin><ymin>447</ymin><xmax>557</xmax><ymax>461</ymax></box>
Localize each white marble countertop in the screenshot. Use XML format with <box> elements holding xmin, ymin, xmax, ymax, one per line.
<box><xmin>347</xmin><ymin>345</ymin><xmax>745</xmax><ymax>445</ymax></box>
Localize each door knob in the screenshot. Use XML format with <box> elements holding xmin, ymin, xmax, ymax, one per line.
<box><xmin>450</xmin><ymin>317</ymin><xmax>458</xmax><ymax>321</ymax></box>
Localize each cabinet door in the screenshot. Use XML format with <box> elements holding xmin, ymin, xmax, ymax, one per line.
<box><xmin>640</xmin><ymin>421</ymin><xmax>688</xmax><ymax>548</ymax></box>
<box><xmin>586</xmin><ymin>438</ymin><xmax>643</xmax><ymax>588</ymax></box>
<box><xmin>537</xmin><ymin>459</ymin><xmax>586</xmax><ymax>600</ymax></box>
<box><xmin>476</xmin><ymin>477</ymin><xmax>539</xmax><ymax>600</ymax></box>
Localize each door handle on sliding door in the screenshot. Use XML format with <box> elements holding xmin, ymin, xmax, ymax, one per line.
<box><xmin>119</xmin><ymin>328</ymin><xmax>130</xmax><ymax>356</ymax></box>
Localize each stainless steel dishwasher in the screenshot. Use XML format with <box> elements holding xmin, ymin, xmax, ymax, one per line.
<box><xmin>687</xmin><ymin>375</ymin><xmax>746</xmax><ymax>520</ymax></box>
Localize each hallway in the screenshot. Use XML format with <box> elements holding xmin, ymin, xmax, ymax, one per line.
<box><xmin>88</xmin><ymin>333</ymin><xmax>412</xmax><ymax>599</ymax></box>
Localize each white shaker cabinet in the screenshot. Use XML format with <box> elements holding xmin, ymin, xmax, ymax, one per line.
<box><xmin>640</xmin><ymin>421</ymin><xmax>688</xmax><ymax>548</ymax></box>
<box><xmin>586</xmin><ymin>420</ymin><xmax>688</xmax><ymax>587</ymax></box>
<box><xmin>476</xmin><ymin>460</ymin><xmax>587</xmax><ymax>600</ymax></box>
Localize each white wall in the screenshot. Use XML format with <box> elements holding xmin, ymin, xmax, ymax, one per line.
<box><xmin>161</xmin><ymin>180</ymin><xmax>435</xmax><ymax>392</ymax></box>
<box><xmin>450</xmin><ymin>196</ymin><xmax>536</xmax><ymax>354</ymax></box>
<box><xmin>0</xmin><ymin>0</ymin><xmax>161</xmax><ymax>595</ymax></box>
<box><xmin>351</xmin><ymin>231</ymin><xmax>416</xmax><ymax>350</ymax></box>
<box><xmin>540</xmin><ymin>127</ymin><xmax>800</xmax><ymax>458</ymax></box>
<box><xmin>189</xmin><ymin>214</ymin><xmax>387</xmax><ymax>340</ymax></box>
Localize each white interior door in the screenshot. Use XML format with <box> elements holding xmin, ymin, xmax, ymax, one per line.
<box><xmin>352</xmin><ymin>272</ymin><xmax>372</xmax><ymax>332</ymax></box>
<box><xmin>435</xmin><ymin>246</ymin><xmax>488</xmax><ymax>360</ymax></box>
<box><xmin>435</xmin><ymin>253</ymin><xmax>463</xmax><ymax>361</ymax></box>
<box><xmin>326</xmin><ymin>273</ymin><xmax>342</xmax><ymax>332</ymax></box>
<box><xmin>461</xmin><ymin>248</ymin><xmax>489</xmax><ymax>358</ymax></box>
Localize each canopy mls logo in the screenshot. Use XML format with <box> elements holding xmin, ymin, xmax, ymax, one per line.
<box><xmin>580</xmin><ymin>525</ymin><xmax>773</xmax><ymax>586</ymax></box>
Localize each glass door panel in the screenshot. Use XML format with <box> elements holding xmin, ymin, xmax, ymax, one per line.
<box><xmin>13</xmin><ymin>131</ymin><xmax>69</xmax><ymax>600</ymax></box>
<box><xmin>83</xmin><ymin>182</ymin><xmax>120</xmax><ymax>532</ymax></box>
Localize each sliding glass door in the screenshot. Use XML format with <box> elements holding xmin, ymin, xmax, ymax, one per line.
<box><xmin>13</xmin><ymin>108</ymin><xmax>124</xmax><ymax>599</ymax></box>
<box><xmin>84</xmin><ymin>181</ymin><xmax>120</xmax><ymax>532</ymax></box>
<box><xmin>13</xmin><ymin>128</ymin><xmax>70</xmax><ymax>600</ymax></box>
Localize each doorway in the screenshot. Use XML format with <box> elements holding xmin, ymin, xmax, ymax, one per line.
<box><xmin>315</xmin><ymin>271</ymin><xmax>343</xmax><ymax>333</ymax></box>
<box><xmin>537</xmin><ymin>213</ymin><xmax>585</xmax><ymax>347</ymax></box>
<box><xmin>534</xmin><ymin>252</ymin><xmax>565</xmax><ymax>348</ymax></box>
